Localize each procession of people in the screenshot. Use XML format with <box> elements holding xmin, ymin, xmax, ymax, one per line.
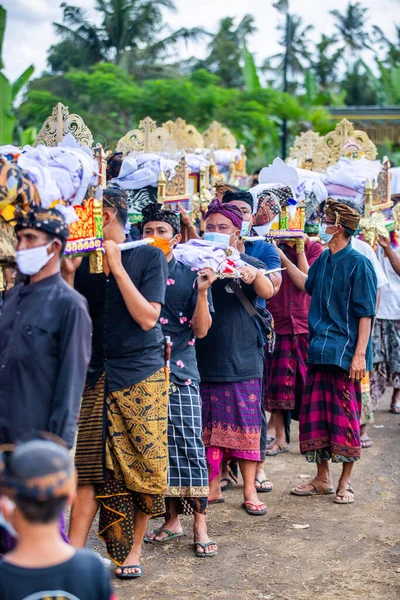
<box><xmin>0</xmin><ymin>141</ymin><xmax>399</xmax><ymax>600</ymax></box>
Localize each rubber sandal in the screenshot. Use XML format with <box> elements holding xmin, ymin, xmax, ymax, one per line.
<box><xmin>390</xmin><ymin>404</ymin><xmax>400</xmax><ymax>414</ymax></box>
<box><xmin>361</xmin><ymin>438</ymin><xmax>373</xmax><ymax>449</ymax></box>
<box><xmin>291</xmin><ymin>482</ymin><xmax>335</xmax><ymax>496</ymax></box>
<box><xmin>333</xmin><ymin>484</ymin><xmax>355</xmax><ymax>504</ymax></box>
<box><xmin>208</xmin><ymin>498</ymin><xmax>225</xmax><ymax>505</ymax></box>
<box><xmin>194</xmin><ymin>540</ymin><xmax>218</xmax><ymax>558</ymax></box>
<box><xmin>255</xmin><ymin>477</ymin><xmax>273</xmax><ymax>493</ymax></box>
<box><xmin>144</xmin><ymin>528</ymin><xmax>184</xmax><ymax>544</ymax></box>
<box><xmin>266</xmin><ymin>436</ymin><xmax>275</xmax><ymax>444</ymax></box>
<box><xmin>221</xmin><ymin>477</ymin><xmax>233</xmax><ymax>492</ymax></box>
<box><xmin>242</xmin><ymin>501</ymin><xmax>267</xmax><ymax>516</ymax></box>
<box><xmin>115</xmin><ymin>564</ymin><xmax>142</xmax><ymax>579</ymax></box>
<box><xmin>266</xmin><ymin>444</ymin><xmax>289</xmax><ymax>457</ymax></box>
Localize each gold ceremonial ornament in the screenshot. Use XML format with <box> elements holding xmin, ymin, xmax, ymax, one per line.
<box><xmin>359</xmin><ymin>211</ymin><xmax>389</xmax><ymax>248</ymax></box>
<box><xmin>116</xmin><ymin>117</ymin><xmax>177</xmax><ymax>155</ymax></box>
<box><xmin>34</xmin><ymin>103</ymin><xmax>93</xmax><ymax>148</ymax></box>
<box><xmin>288</xmin><ymin>130</ymin><xmax>322</xmax><ymax>169</ymax></box>
<box><xmin>162</xmin><ymin>118</ymin><xmax>204</xmax><ymax>151</ymax></box>
<box><xmin>202</xmin><ymin>121</ymin><xmax>237</xmax><ymax>150</ymax></box>
<box><xmin>393</xmin><ymin>203</ymin><xmax>400</xmax><ymax>231</ymax></box>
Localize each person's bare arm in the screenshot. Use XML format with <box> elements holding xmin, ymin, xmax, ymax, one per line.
<box><xmin>349</xmin><ymin>317</ymin><xmax>372</xmax><ymax>381</ymax></box>
<box><xmin>178</xmin><ymin>203</ymin><xmax>200</xmax><ymax>240</ymax></box>
<box><xmin>105</xmin><ymin>241</ymin><xmax>161</xmax><ymax>331</ymax></box>
<box><xmin>378</xmin><ymin>236</ymin><xmax>400</xmax><ymax>276</ymax></box>
<box><xmin>61</xmin><ymin>256</ymin><xmax>83</xmax><ymax>287</ymax></box>
<box><xmin>191</xmin><ymin>267</ymin><xmax>216</xmax><ymax>338</ymax></box>
<box><xmin>277</xmin><ymin>248</ymin><xmax>307</xmax><ymax>292</ymax></box>
<box><xmin>269</xmin><ymin>272</ymin><xmax>282</xmax><ymax>295</ymax></box>
<box><xmin>239</xmin><ymin>266</ymin><xmax>274</xmax><ymax>299</ymax></box>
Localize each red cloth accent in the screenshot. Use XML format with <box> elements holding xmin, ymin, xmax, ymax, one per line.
<box><xmin>268</xmin><ymin>241</ymin><xmax>324</xmax><ymax>335</ymax></box>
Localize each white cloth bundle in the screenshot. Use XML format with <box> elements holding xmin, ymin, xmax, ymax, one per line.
<box><xmin>111</xmin><ymin>153</ymin><xmax>178</xmax><ymax>190</ymax></box>
<box><xmin>324</xmin><ymin>157</ymin><xmax>382</xmax><ymax>193</ymax></box>
<box><xmin>214</xmin><ymin>149</ymin><xmax>241</xmax><ymax>167</ymax></box>
<box><xmin>173</xmin><ymin>239</ymin><xmax>244</xmax><ymax>271</ymax></box>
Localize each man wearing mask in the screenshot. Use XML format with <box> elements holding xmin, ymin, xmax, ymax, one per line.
<box><xmin>196</xmin><ymin>199</ymin><xmax>275</xmax><ymax>516</ymax></box>
<box><xmin>281</xmin><ymin>200</ymin><xmax>377</xmax><ymax>504</ymax></box>
<box><xmin>141</xmin><ymin>203</ymin><xmax>218</xmax><ymax>558</ymax></box>
<box><xmin>64</xmin><ymin>187</ymin><xmax>169</xmax><ymax>579</ymax></box>
<box><xmin>0</xmin><ymin>207</ymin><xmax>92</xmax><ymax>448</ymax></box>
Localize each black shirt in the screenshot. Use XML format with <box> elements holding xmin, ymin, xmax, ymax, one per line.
<box><xmin>161</xmin><ymin>258</ymin><xmax>213</xmax><ymax>385</ymax></box>
<box><xmin>196</xmin><ymin>254</ymin><xmax>267</xmax><ymax>382</ymax></box>
<box><xmin>0</xmin><ymin>549</ymin><xmax>114</xmax><ymax>600</ymax></box>
<box><xmin>0</xmin><ymin>273</ymin><xmax>92</xmax><ymax>448</ymax></box>
<box><xmin>75</xmin><ymin>242</ymin><xmax>168</xmax><ymax>391</ymax></box>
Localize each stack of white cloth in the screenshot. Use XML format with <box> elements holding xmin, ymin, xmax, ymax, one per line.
<box><xmin>323</xmin><ymin>157</ymin><xmax>382</xmax><ymax>210</ymax></box>
<box><xmin>173</xmin><ymin>239</ymin><xmax>244</xmax><ymax>272</ymax></box>
<box><xmin>111</xmin><ymin>153</ymin><xmax>177</xmax><ymax>190</ymax></box>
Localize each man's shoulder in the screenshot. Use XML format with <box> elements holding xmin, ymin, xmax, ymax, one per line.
<box><xmin>55</xmin><ymin>278</ymin><xmax>90</xmax><ymax>311</ymax></box>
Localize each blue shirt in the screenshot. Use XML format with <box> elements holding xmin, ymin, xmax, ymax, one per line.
<box><xmin>245</xmin><ymin>240</ymin><xmax>281</xmax><ymax>308</ymax></box>
<box><xmin>305</xmin><ymin>243</ymin><xmax>377</xmax><ymax>372</ymax></box>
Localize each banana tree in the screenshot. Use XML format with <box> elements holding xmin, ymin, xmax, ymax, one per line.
<box><xmin>0</xmin><ymin>6</ymin><xmax>34</xmax><ymax>144</ymax></box>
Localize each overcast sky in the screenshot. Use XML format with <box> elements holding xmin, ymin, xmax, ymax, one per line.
<box><xmin>2</xmin><ymin>0</ymin><xmax>400</xmax><ymax>80</ymax></box>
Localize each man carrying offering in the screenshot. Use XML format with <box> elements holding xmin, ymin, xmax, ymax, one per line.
<box><xmin>284</xmin><ymin>199</ymin><xmax>377</xmax><ymax>504</ymax></box>
<box><xmin>141</xmin><ymin>203</ymin><xmax>217</xmax><ymax>558</ymax></box>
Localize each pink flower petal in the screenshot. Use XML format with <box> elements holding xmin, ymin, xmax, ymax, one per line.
<box><xmin>179</xmin><ymin>316</ymin><xmax>188</xmax><ymax>324</ymax></box>
<box><xmin>160</xmin><ymin>317</ymin><xmax>169</xmax><ymax>324</ymax></box>
<box><xmin>188</xmin><ymin>338</ymin><xmax>195</xmax><ymax>346</ymax></box>
<box><xmin>176</xmin><ymin>360</ymin><xmax>185</xmax><ymax>368</ymax></box>
<box><xmin>185</xmin><ymin>379</ymin><xmax>192</xmax><ymax>386</ymax></box>
<box><xmin>167</xmin><ymin>278</ymin><xmax>175</xmax><ymax>286</ymax></box>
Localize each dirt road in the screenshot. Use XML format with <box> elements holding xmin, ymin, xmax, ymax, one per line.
<box><xmin>89</xmin><ymin>391</ymin><xmax>400</xmax><ymax>600</ymax></box>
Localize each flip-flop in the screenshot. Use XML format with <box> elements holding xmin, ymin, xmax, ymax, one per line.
<box><xmin>390</xmin><ymin>404</ymin><xmax>400</xmax><ymax>414</ymax></box>
<box><xmin>361</xmin><ymin>438</ymin><xmax>373</xmax><ymax>448</ymax></box>
<box><xmin>208</xmin><ymin>497</ymin><xmax>225</xmax><ymax>505</ymax></box>
<box><xmin>242</xmin><ymin>501</ymin><xmax>267</xmax><ymax>516</ymax></box>
<box><xmin>144</xmin><ymin>528</ymin><xmax>184</xmax><ymax>544</ymax></box>
<box><xmin>115</xmin><ymin>564</ymin><xmax>142</xmax><ymax>579</ymax></box>
<box><xmin>221</xmin><ymin>477</ymin><xmax>233</xmax><ymax>492</ymax></box>
<box><xmin>255</xmin><ymin>477</ymin><xmax>273</xmax><ymax>493</ymax></box>
<box><xmin>266</xmin><ymin>444</ymin><xmax>289</xmax><ymax>456</ymax></box>
<box><xmin>291</xmin><ymin>482</ymin><xmax>335</xmax><ymax>496</ymax></box>
<box><xmin>333</xmin><ymin>484</ymin><xmax>355</xmax><ymax>504</ymax></box>
<box><xmin>194</xmin><ymin>540</ymin><xmax>218</xmax><ymax>558</ymax></box>
<box><xmin>266</xmin><ymin>436</ymin><xmax>275</xmax><ymax>444</ymax></box>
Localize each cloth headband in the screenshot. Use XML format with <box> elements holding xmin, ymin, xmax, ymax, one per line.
<box><xmin>204</xmin><ymin>198</ymin><xmax>243</xmax><ymax>230</ymax></box>
<box><xmin>324</xmin><ymin>198</ymin><xmax>360</xmax><ymax>231</ymax></box>
<box><xmin>222</xmin><ymin>191</ymin><xmax>254</xmax><ymax>211</ymax></box>
<box><xmin>15</xmin><ymin>206</ymin><xmax>70</xmax><ymax>241</ymax></box>
<box><xmin>142</xmin><ymin>202</ymin><xmax>181</xmax><ymax>235</ymax></box>
<box><xmin>103</xmin><ymin>186</ymin><xmax>128</xmax><ymax>211</ymax></box>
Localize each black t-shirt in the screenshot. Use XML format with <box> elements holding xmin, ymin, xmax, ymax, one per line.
<box><xmin>75</xmin><ymin>240</ymin><xmax>168</xmax><ymax>391</ymax></box>
<box><xmin>196</xmin><ymin>253</ymin><xmax>266</xmax><ymax>382</ymax></box>
<box><xmin>0</xmin><ymin>549</ymin><xmax>114</xmax><ymax>600</ymax></box>
<box><xmin>161</xmin><ymin>258</ymin><xmax>213</xmax><ymax>385</ymax></box>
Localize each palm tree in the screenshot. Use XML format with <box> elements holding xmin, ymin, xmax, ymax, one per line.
<box><xmin>312</xmin><ymin>34</ymin><xmax>343</xmax><ymax>89</ymax></box>
<box><xmin>372</xmin><ymin>25</ymin><xmax>400</xmax><ymax>67</ymax></box>
<box><xmin>49</xmin><ymin>0</ymin><xmax>207</xmax><ymax>76</ymax></box>
<box><xmin>196</xmin><ymin>15</ymin><xmax>257</xmax><ymax>88</ymax></box>
<box><xmin>330</xmin><ymin>1</ymin><xmax>371</xmax><ymax>63</ymax></box>
<box><xmin>262</xmin><ymin>14</ymin><xmax>314</xmax><ymax>87</ymax></box>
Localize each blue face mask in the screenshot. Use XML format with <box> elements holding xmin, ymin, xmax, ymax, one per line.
<box><xmin>240</xmin><ymin>221</ymin><xmax>251</xmax><ymax>237</ymax></box>
<box><xmin>203</xmin><ymin>232</ymin><xmax>231</xmax><ymax>247</ymax></box>
<box><xmin>319</xmin><ymin>223</ymin><xmax>336</xmax><ymax>244</ymax></box>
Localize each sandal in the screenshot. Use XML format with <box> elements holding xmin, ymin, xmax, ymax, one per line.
<box><xmin>193</xmin><ymin>540</ymin><xmax>218</xmax><ymax>558</ymax></box>
<box><xmin>266</xmin><ymin>444</ymin><xmax>289</xmax><ymax>457</ymax></box>
<box><xmin>333</xmin><ymin>483</ymin><xmax>355</xmax><ymax>504</ymax></box>
<box><xmin>144</xmin><ymin>528</ymin><xmax>184</xmax><ymax>544</ymax></box>
<box><xmin>291</xmin><ymin>482</ymin><xmax>335</xmax><ymax>496</ymax></box>
<box><xmin>242</xmin><ymin>501</ymin><xmax>267</xmax><ymax>516</ymax></box>
<box><xmin>361</xmin><ymin>438</ymin><xmax>373</xmax><ymax>449</ymax></box>
<box><xmin>266</xmin><ymin>435</ymin><xmax>275</xmax><ymax>444</ymax></box>
<box><xmin>221</xmin><ymin>477</ymin><xmax>233</xmax><ymax>492</ymax></box>
<box><xmin>208</xmin><ymin>497</ymin><xmax>225</xmax><ymax>505</ymax></box>
<box><xmin>115</xmin><ymin>564</ymin><xmax>142</xmax><ymax>579</ymax></box>
<box><xmin>255</xmin><ymin>477</ymin><xmax>273</xmax><ymax>493</ymax></box>
<box><xmin>390</xmin><ymin>404</ymin><xmax>400</xmax><ymax>414</ymax></box>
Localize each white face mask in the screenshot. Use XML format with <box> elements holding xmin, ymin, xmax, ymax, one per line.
<box><xmin>16</xmin><ymin>240</ymin><xmax>55</xmax><ymax>276</ymax></box>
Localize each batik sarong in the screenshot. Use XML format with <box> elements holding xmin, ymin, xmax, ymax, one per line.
<box><xmin>371</xmin><ymin>319</ymin><xmax>400</xmax><ymax>409</ymax></box>
<box><xmin>77</xmin><ymin>368</ymin><xmax>168</xmax><ymax>565</ymax></box>
<box><xmin>200</xmin><ymin>379</ymin><xmax>262</xmax><ymax>481</ymax></box>
<box><xmin>165</xmin><ymin>382</ymin><xmax>208</xmax><ymax>515</ymax></box>
<box><xmin>299</xmin><ymin>366</ymin><xmax>362</xmax><ymax>463</ymax></box>
<box><xmin>360</xmin><ymin>373</ymin><xmax>373</xmax><ymax>426</ymax></box>
<box><xmin>266</xmin><ymin>333</ymin><xmax>308</xmax><ymax>411</ymax></box>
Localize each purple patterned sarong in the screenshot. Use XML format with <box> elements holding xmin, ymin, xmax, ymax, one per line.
<box><xmin>200</xmin><ymin>379</ymin><xmax>262</xmax><ymax>481</ymax></box>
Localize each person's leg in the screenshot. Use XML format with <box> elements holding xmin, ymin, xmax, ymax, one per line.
<box><xmin>193</xmin><ymin>512</ymin><xmax>218</xmax><ymax>555</ymax></box>
<box><xmin>266</xmin><ymin>412</ymin><xmax>275</xmax><ymax>441</ymax></box>
<box><xmin>390</xmin><ymin>382</ymin><xmax>400</xmax><ymax>412</ymax></box>
<box><xmin>238</xmin><ymin>459</ymin><xmax>266</xmax><ymax>512</ymax></box>
<box><xmin>145</xmin><ymin>499</ymin><xmax>183</xmax><ymax>542</ymax></box>
<box><xmin>255</xmin><ymin>403</ymin><xmax>273</xmax><ymax>492</ymax></box>
<box><xmin>292</xmin><ymin>460</ymin><xmax>333</xmax><ymax>494</ymax></box>
<box><xmin>68</xmin><ymin>484</ymin><xmax>99</xmax><ymax>547</ymax></box>
<box><xmin>334</xmin><ymin>462</ymin><xmax>355</xmax><ymax>502</ymax></box>
<box><xmin>208</xmin><ymin>472</ymin><xmax>223</xmax><ymax>502</ymax></box>
<box><xmin>115</xmin><ymin>509</ymin><xmax>150</xmax><ymax>576</ymax></box>
<box><xmin>266</xmin><ymin>410</ymin><xmax>288</xmax><ymax>454</ymax></box>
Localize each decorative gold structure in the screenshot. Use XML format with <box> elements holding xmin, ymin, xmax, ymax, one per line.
<box><xmin>372</xmin><ymin>158</ymin><xmax>392</xmax><ymax>210</ymax></box>
<box><xmin>359</xmin><ymin>211</ymin><xmax>389</xmax><ymax>248</ymax></box>
<box><xmin>312</xmin><ymin>119</ymin><xmax>377</xmax><ymax>172</ymax></box>
<box><xmin>288</xmin><ymin>130</ymin><xmax>322</xmax><ymax>168</ymax></box>
<box><xmin>163</xmin><ymin>118</ymin><xmax>204</xmax><ymax>151</ymax></box>
<box><xmin>116</xmin><ymin>117</ymin><xmax>177</xmax><ymax>155</ymax></box>
<box><xmin>158</xmin><ymin>157</ymin><xmax>189</xmax><ymax>209</ymax></box>
<box><xmin>202</xmin><ymin>121</ymin><xmax>237</xmax><ymax>150</ymax></box>
<box><xmin>393</xmin><ymin>203</ymin><xmax>400</xmax><ymax>230</ymax></box>
<box><xmin>34</xmin><ymin>103</ymin><xmax>93</xmax><ymax>148</ymax></box>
